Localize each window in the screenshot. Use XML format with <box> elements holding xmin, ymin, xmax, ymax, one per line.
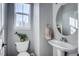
<box><xmin>15</xmin><ymin>3</ymin><xmax>31</xmax><ymax>30</ymax></box>
<box><xmin>69</xmin><ymin>17</ymin><xmax>78</xmax><ymax>34</ymax></box>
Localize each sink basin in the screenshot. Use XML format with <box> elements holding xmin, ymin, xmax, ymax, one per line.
<box><xmin>48</xmin><ymin>40</ymin><xmax>77</xmax><ymax>52</ymax></box>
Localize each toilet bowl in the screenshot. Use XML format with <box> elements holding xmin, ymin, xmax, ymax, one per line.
<box><xmin>15</xmin><ymin>40</ymin><xmax>30</xmax><ymax>56</ymax></box>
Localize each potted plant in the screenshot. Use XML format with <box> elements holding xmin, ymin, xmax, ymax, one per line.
<box><xmin>15</xmin><ymin>32</ymin><xmax>29</xmax><ymax>55</ymax></box>
<box><xmin>15</xmin><ymin>32</ymin><xmax>28</xmax><ymax>42</ymax></box>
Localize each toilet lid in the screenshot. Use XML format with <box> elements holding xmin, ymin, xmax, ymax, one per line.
<box><xmin>18</xmin><ymin>52</ymin><xmax>30</xmax><ymax>56</ymax></box>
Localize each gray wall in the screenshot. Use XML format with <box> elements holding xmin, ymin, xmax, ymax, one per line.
<box><xmin>32</xmin><ymin>3</ymin><xmax>53</xmax><ymax>56</ymax></box>
<box><xmin>4</xmin><ymin>4</ymin><xmax>8</xmax><ymax>56</ymax></box>
<box><xmin>7</xmin><ymin>4</ymin><xmax>17</xmax><ymax>56</ymax></box>
<box><xmin>39</xmin><ymin>3</ymin><xmax>53</xmax><ymax>56</ymax></box>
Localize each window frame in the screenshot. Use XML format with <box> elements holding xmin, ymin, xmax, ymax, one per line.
<box><xmin>14</xmin><ymin>3</ymin><xmax>32</xmax><ymax>31</ymax></box>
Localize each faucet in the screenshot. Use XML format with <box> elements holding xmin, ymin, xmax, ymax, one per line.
<box><xmin>60</xmin><ymin>37</ymin><xmax>68</xmax><ymax>42</ymax></box>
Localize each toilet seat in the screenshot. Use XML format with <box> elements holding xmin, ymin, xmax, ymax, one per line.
<box><xmin>17</xmin><ymin>52</ymin><xmax>30</xmax><ymax>56</ymax></box>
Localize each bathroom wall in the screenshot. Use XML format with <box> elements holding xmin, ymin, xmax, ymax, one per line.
<box><xmin>32</xmin><ymin>3</ymin><xmax>53</xmax><ymax>56</ymax></box>
<box><xmin>39</xmin><ymin>3</ymin><xmax>53</xmax><ymax>56</ymax></box>
<box><xmin>3</xmin><ymin>4</ymin><xmax>8</xmax><ymax>56</ymax></box>
<box><xmin>53</xmin><ymin>3</ymin><xmax>78</xmax><ymax>56</ymax></box>
<box><xmin>6</xmin><ymin>4</ymin><xmax>17</xmax><ymax>56</ymax></box>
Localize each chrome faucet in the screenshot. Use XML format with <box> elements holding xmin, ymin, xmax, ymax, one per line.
<box><xmin>60</xmin><ymin>37</ymin><xmax>68</xmax><ymax>42</ymax></box>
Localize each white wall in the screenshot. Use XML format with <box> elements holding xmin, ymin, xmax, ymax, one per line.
<box><xmin>33</xmin><ymin>3</ymin><xmax>40</xmax><ymax>55</ymax></box>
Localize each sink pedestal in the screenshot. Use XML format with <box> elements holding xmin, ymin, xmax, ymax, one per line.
<box><xmin>48</xmin><ymin>40</ymin><xmax>77</xmax><ymax>56</ymax></box>
<box><xmin>57</xmin><ymin>49</ymin><xmax>64</xmax><ymax>56</ymax></box>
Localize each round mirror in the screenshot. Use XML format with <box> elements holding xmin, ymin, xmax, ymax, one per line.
<box><xmin>56</xmin><ymin>3</ymin><xmax>78</xmax><ymax>36</ymax></box>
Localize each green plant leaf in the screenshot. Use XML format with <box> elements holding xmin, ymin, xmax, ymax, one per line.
<box><xmin>15</xmin><ymin>32</ymin><xmax>28</xmax><ymax>42</ymax></box>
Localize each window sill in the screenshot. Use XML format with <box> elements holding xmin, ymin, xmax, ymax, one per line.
<box><xmin>14</xmin><ymin>27</ymin><xmax>31</xmax><ymax>31</ymax></box>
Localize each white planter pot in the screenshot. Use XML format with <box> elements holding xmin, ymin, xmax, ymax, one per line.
<box><xmin>15</xmin><ymin>40</ymin><xmax>29</xmax><ymax>52</ymax></box>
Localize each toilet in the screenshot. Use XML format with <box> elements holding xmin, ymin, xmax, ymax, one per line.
<box><xmin>15</xmin><ymin>40</ymin><xmax>30</xmax><ymax>56</ymax></box>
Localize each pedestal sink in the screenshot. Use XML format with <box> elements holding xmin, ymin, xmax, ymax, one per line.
<box><xmin>48</xmin><ymin>40</ymin><xmax>77</xmax><ymax>56</ymax></box>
